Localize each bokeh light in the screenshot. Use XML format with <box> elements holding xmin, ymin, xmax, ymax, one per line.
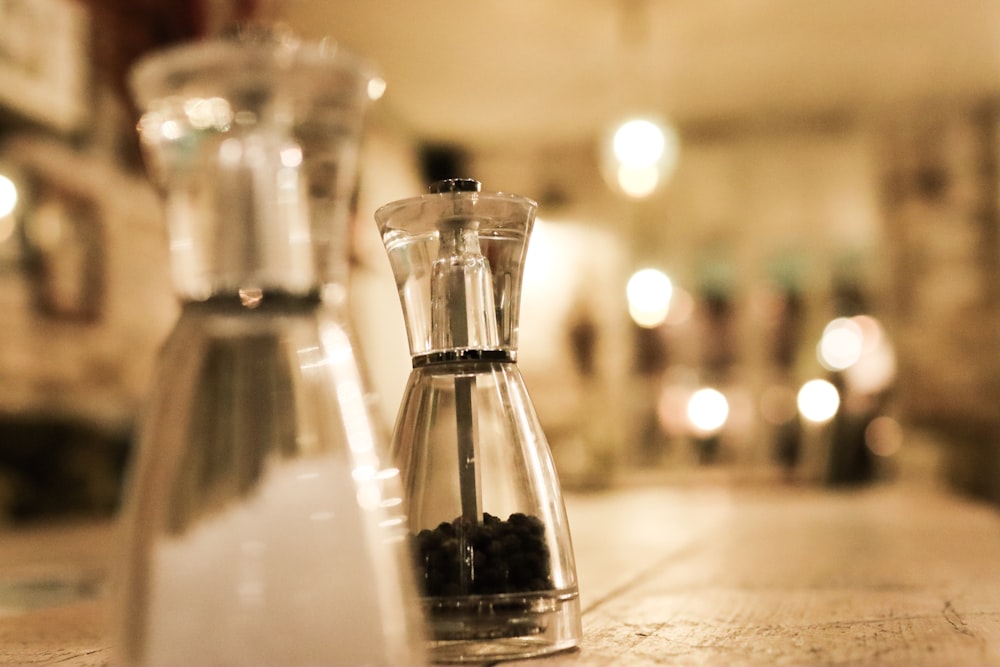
<box><xmin>613</xmin><ymin>119</ymin><xmax>665</xmax><ymax>167</ymax></box>
<box><xmin>0</xmin><ymin>173</ymin><xmax>18</xmax><ymax>219</ymax></box>
<box><xmin>627</xmin><ymin>268</ymin><xmax>673</xmax><ymax>328</ymax></box>
<box><xmin>818</xmin><ymin>317</ymin><xmax>864</xmax><ymax>370</ymax></box>
<box><xmin>797</xmin><ymin>379</ymin><xmax>840</xmax><ymax>423</ymax></box>
<box><xmin>604</xmin><ymin>117</ymin><xmax>680</xmax><ymax>199</ymax></box>
<box><xmin>852</xmin><ymin>314</ymin><xmax>884</xmax><ymax>354</ymax></box>
<box><xmin>367</xmin><ymin>77</ymin><xmax>387</xmax><ymax>101</ymax></box>
<box><xmin>816</xmin><ymin>314</ymin><xmax>897</xmax><ymax>395</ymax></box>
<box><xmin>687</xmin><ymin>387</ymin><xmax>729</xmax><ymax>434</ymax></box>
<box><xmin>617</xmin><ymin>164</ymin><xmax>659</xmax><ymax>198</ymax></box>
<box><xmin>183</xmin><ymin>96</ymin><xmax>233</xmax><ymax>131</ymax></box>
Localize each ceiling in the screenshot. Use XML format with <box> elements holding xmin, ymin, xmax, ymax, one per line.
<box><xmin>273</xmin><ymin>1</ymin><xmax>1000</xmax><ymax>149</ymax></box>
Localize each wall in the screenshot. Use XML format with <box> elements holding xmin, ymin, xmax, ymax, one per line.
<box><xmin>878</xmin><ymin>103</ymin><xmax>1000</xmax><ymax>501</ymax></box>
<box><xmin>470</xmin><ymin>111</ymin><xmax>1000</xmax><ymax>499</ymax></box>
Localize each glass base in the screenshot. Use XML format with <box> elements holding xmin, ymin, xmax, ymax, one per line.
<box><xmin>422</xmin><ymin>587</ymin><xmax>581</xmax><ymax>663</ymax></box>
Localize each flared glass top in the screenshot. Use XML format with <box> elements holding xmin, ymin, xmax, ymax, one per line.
<box><xmin>130</xmin><ymin>26</ymin><xmax>381</xmax><ymax>300</ymax></box>
<box><xmin>375</xmin><ymin>182</ymin><xmax>537</xmax><ymax>361</ymax></box>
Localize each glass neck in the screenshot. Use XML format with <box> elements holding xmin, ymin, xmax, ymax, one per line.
<box><xmin>131</xmin><ymin>37</ymin><xmax>373</xmax><ymax>302</ymax></box>
<box><xmin>178</xmin><ymin>288</ymin><xmax>322</xmax><ymax>312</ymax></box>
<box><xmin>161</xmin><ymin>129</ymin><xmax>317</xmax><ymax>300</ymax></box>
<box><xmin>411</xmin><ymin>349</ymin><xmax>516</xmax><ymax>368</ymax></box>
<box><xmin>377</xmin><ymin>199</ymin><xmax>535</xmax><ymax>360</ymax></box>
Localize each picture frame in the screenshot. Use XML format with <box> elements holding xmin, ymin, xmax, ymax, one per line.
<box><xmin>0</xmin><ymin>0</ymin><xmax>90</xmax><ymax>133</ymax></box>
<box><xmin>24</xmin><ymin>182</ymin><xmax>105</xmax><ymax>321</ymax></box>
<box><xmin>1</xmin><ymin>135</ymin><xmax>107</xmax><ymax>322</ymax></box>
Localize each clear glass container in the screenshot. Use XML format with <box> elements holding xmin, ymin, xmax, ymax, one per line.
<box><xmin>115</xmin><ymin>28</ymin><xmax>424</xmax><ymax>666</ymax></box>
<box><xmin>375</xmin><ymin>179</ymin><xmax>582</xmax><ymax>662</ymax></box>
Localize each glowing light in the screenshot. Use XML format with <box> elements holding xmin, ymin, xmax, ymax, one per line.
<box><xmin>356</xmin><ymin>484</ymin><xmax>381</xmax><ymax>509</ymax></box>
<box><xmin>613</xmin><ymin>119</ymin><xmax>665</xmax><ymax>167</ymax></box>
<box><xmin>852</xmin><ymin>315</ymin><xmax>884</xmax><ymax>353</ymax></box>
<box><xmin>617</xmin><ymin>163</ymin><xmax>659</xmax><ymax>198</ymax></box>
<box><xmin>280</xmin><ymin>145</ymin><xmax>303</xmax><ymax>168</ymax></box>
<box><xmin>367</xmin><ymin>77</ymin><xmax>387</xmax><ymax>101</ymax></box>
<box><xmin>818</xmin><ymin>314</ymin><xmax>897</xmax><ymax>394</ymax></box>
<box><xmin>523</xmin><ymin>219</ymin><xmax>561</xmax><ymax>287</ymax></box>
<box><xmin>0</xmin><ymin>174</ymin><xmax>17</xmax><ymax>218</ymax></box>
<box><xmin>160</xmin><ymin>119</ymin><xmax>184</xmax><ymax>141</ymax></box>
<box><xmin>602</xmin><ymin>117</ymin><xmax>680</xmax><ymax>199</ymax></box>
<box><xmin>797</xmin><ymin>379</ymin><xmax>840</xmax><ymax>423</ymax></box>
<box><xmin>184</xmin><ymin>96</ymin><xmax>232</xmax><ymax>130</ymax></box>
<box><xmin>844</xmin><ymin>338</ymin><xmax>896</xmax><ymax>394</ymax></box>
<box><xmin>627</xmin><ymin>268</ymin><xmax>673</xmax><ymax>328</ymax></box>
<box><xmin>687</xmin><ymin>387</ymin><xmax>729</xmax><ymax>434</ymax></box>
<box><xmin>818</xmin><ymin>317</ymin><xmax>864</xmax><ymax>370</ymax></box>
<box><xmin>352</xmin><ymin>464</ymin><xmax>377</xmax><ymax>482</ymax></box>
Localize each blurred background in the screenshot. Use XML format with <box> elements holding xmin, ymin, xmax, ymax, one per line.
<box><xmin>0</xmin><ymin>0</ymin><xmax>998</xmax><ymax>524</ymax></box>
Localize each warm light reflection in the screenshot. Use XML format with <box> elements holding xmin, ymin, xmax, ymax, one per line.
<box><xmin>797</xmin><ymin>379</ymin><xmax>840</xmax><ymax>423</ymax></box>
<box><xmin>356</xmin><ymin>483</ymin><xmax>381</xmax><ymax>509</ymax></box>
<box><xmin>617</xmin><ymin>164</ymin><xmax>659</xmax><ymax>198</ymax></box>
<box><xmin>852</xmin><ymin>314</ymin><xmax>884</xmax><ymax>353</ymax></box>
<box><xmin>627</xmin><ymin>268</ymin><xmax>673</xmax><ymax>328</ymax></box>
<box><xmin>604</xmin><ymin>117</ymin><xmax>680</xmax><ymax>198</ymax></box>
<box><xmin>0</xmin><ymin>173</ymin><xmax>18</xmax><ymax>219</ymax></box>
<box><xmin>367</xmin><ymin>77</ymin><xmax>387</xmax><ymax>101</ymax></box>
<box><xmin>816</xmin><ymin>314</ymin><xmax>897</xmax><ymax>394</ymax></box>
<box><xmin>614</xmin><ymin>119</ymin><xmax>664</xmax><ymax>167</ymax></box>
<box><xmin>687</xmin><ymin>387</ymin><xmax>729</xmax><ymax>435</ymax></box>
<box><xmin>280</xmin><ymin>145</ymin><xmax>303</xmax><ymax>168</ymax></box>
<box><xmin>160</xmin><ymin>119</ymin><xmax>184</xmax><ymax>141</ymax></box>
<box><xmin>523</xmin><ymin>219</ymin><xmax>562</xmax><ymax>288</ymax></box>
<box><xmin>184</xmin><ymin>96</ymin><xmax>233</xmax><ymax>131</ymax></box>
<box><xmin>352</xmin><ymin>464</ymin><xmax>377</xmax><ymax>482</ymax></box>
<box><xmin>818</xmin><ymin>317</ymin><xmax>864</xmax><ymax>370</ymax></box>
<box><xmin>843</xmin><ymin>316</ymin><xmax>896</xmax><ymax>394</ymax></box>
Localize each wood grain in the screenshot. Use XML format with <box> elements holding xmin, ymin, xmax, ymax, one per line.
<box><xmin>1</xmin><ymin>483</ymin><xmax>999</xmax><ymax>666</ymax></box>
<box><xmin>523</xmin><ymin>484</ymin><xmax>1000</xmax><ymax>666</ymax></box>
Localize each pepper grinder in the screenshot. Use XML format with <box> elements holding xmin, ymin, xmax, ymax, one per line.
<box><xmin>375</xmin><ymin>179</ymin><xmax>582</xmax><ymax>662</ymax></box>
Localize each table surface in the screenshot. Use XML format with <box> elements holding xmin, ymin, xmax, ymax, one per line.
<box><xmin>2</xmin><ymin>479</ymin><xmax>999</xmax><ymax>666</ymax></box>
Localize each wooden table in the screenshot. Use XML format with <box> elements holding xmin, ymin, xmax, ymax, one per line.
<box><xmin>2</xmin><ymin>480</ymin><xmax>999</xmax><ymax>666</ymax></box>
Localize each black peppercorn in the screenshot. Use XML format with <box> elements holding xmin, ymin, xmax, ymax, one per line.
<box><xmin>411</xmin><ymin>512</ymin><xmax>554</xmax><ymax>597</ymax></box>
